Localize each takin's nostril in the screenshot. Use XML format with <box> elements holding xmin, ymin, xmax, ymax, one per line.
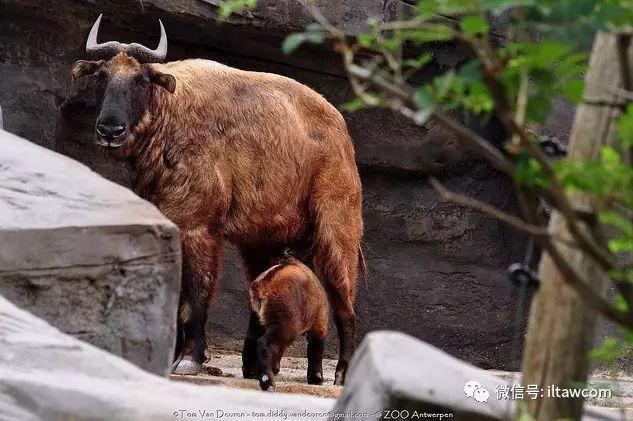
<box><xmin>96</xmin><ymin>123</ymin><xmax>126</xmax><ymax>138</ymax></box>
<box><xmin>111</xmin><ymin>125</ymin><xmax>126</xmax><ymax>137</ymax></box>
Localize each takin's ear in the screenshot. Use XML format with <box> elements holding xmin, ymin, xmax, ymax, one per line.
<box><xmin>71</xmin><ymin>60</ymin><xmax>105</xmax><ymax>80</ymax></box>
<box><xmin>147</xmin><ymin>66</ymin><xmax>176</xmax><ymax>94</ymax></box>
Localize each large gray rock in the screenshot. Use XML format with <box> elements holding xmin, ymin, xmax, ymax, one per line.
<box><xmin>0</xmin><ymin>130</ymin><xmax>181</xmax><ymax>375</ymax></box>
<box><xmin>334</xmin><ymin>331</ymin><xmax>514</xmax><ymax>420</ymax></box>
<box><xmin>0</xmin><ymin>294</ymin><xmax>333</xmax><ymax>420</ymax></box>
<box><xmin>333</xmin><ymin>332</ymin><xmax>624</xmax><ymax>421</ymax></box>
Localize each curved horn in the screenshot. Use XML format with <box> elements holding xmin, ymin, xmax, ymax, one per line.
<box><xmin>86</xmin><ymin>14</ymin><xmax>125</xmax><ymax>59</ymax></box>
<box><xmin>126</xmin><ymin>20</ymin><xmax>168</xmax><ymax>63</ymax></box>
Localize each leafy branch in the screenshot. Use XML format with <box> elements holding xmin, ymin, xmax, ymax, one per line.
<box><xmin>284</xmin><ymin>0</ymin><xmax>633</xmax><ymax>333</ymax></box>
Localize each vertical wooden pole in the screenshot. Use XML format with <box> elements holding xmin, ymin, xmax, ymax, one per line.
<box><xmin>521</xmin><ymin>32</ymin><xmax>632</xmax><ymax>420</ymax></box>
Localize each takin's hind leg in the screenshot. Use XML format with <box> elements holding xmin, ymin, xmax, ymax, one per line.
<box><xmin>311</xmin><ymin>177</ymin><xmax>362</xmax><ymax>385</ymax></box>
<box><xmin>172</xmin><ymin>228</ymin><xmax>223</xmax><ymax>375</ymax></box>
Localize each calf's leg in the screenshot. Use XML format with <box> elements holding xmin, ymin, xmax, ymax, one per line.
<box><xmin>242</xmin><ymin>310</ymin><xmax>265</xmax><ymax>379</ymax></box>
<box><xmin>307</xmin><ymin>330</ymin><xmax>326</xmax><ymax>385</ymax></box>
<box><xmin>172</xmin><ymin>228</ymin><xmax>223</xmax><ymax>375</ymax></box>
<box><xmin>239</xmin><ymin>246</ymin><xmax>275</xmax><ymax>378</ymax></box>
<box><xmin>256</xmin><ymin>334</ymin><xmax>286</xmax><ymax>391</ymax></box>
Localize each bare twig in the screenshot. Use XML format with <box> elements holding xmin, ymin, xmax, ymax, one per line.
<box><xmin>430</xmin><ymin>177</ymin><xmax>548</xmax><ymax>236</ymax></box>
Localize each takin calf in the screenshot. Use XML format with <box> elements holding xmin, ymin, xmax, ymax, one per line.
<box><xmin>72</xmin><ymin>15</ymin><xmax>364</xmax><ymax>384</ymax></box>
<box><xmin>249</xmin><ymin>253</ymin><xmax>328</xmax><ymax>391</ymax></box>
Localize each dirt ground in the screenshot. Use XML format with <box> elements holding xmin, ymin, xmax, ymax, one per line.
<box><xmin>170</xmin><ymin>351</ymin><xmax>633</xmax><ymax>417</ymax></box>
<box><xmin>171</xmin><ymin>352</ymin><xmax>342</xmax><ymax>399</ymax></box>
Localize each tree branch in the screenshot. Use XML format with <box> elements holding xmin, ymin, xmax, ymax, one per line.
<box><xmin>430</xmin><ymin>177</ymin><xmax>578</xmax><ymax>248</ymax></box>
<box><xmin>515</xmin><ymin>188</ymin><xmax>633</xmax><ymax>329</ymax></box>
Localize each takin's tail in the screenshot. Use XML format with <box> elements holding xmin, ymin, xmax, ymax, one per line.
<box><xmin>358</xmin><ymin>246</ymin><xmax>368</xmax><ymax>281</ymax></box>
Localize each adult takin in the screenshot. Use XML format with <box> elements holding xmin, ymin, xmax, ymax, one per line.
<box><xmin>72</xmin><ymin>15</ymin><xmax>364</xmax><ymax>385</ymax></box>
<box><xmin>249</xmin><ymin>252</ymin><xmax>328</xmax><ymax>391</ymax></box>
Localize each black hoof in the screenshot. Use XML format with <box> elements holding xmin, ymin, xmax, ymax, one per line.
<box><xmin>259</xmin><ymin>374</ymin><xmax>275</xmax><ymax>391</ymax></box>
<box><xmin>308</xmin><ymin>372</ymin><xmax>324</xmax><ymax>385</ymax></box>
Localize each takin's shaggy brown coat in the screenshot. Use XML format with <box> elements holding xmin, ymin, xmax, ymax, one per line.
<box><xmin>72</xmin><ymin>52</ymin><xmax>364</xmax><ymax>385</ymax></box>
<box><xmin>249</xmin><ymin>255</ymin><xmax>328</xmax><ymax>391</ymax></box>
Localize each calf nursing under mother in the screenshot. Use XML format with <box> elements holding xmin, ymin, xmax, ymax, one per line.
<box><xmin>72</xmin><ymin>15</ymin><xmax>365</xmax><ymax>385</ymax></box>
<box><xmin>249</xmin><ymin>253</ymin><xmax>329</xmax><ymax>391</ymax></box>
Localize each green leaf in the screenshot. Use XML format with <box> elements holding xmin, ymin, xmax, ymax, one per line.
<box><xmin>599</xmin><ymin>211</ymin><xmax>633</xmax><ymax>236</ymax></box>
<box><xmin>282</xmin><ymin>33</ymin><xmax>306</xmax><ymax>54</ymax></box>
<box><xmin>340</xmin><ymin>98</ymin><xmax>368</xmax><ymax>112</ymax></box>
<box><xmin>435</xmin><ymin>70</ymin><xmax>456</xmax><ymax>99</ymax></box>
<box><xmin>218</xmin><ymin>0</ymin><xmax>257</xmax><ymax>20</ymax></box>
<box><xmin>614</xmin><ymin>293</ymin><xmax>630</xmax><ymax>312</ymax></box>
<box><xmin>560</xmin><ymin>79</ymin><xmax>584</xmax><ymax>103</ymax></box>
<box><xmin>590</xmin><ymin>337</ymin><xmax>620</xmax><ymax>361</ymax></box>
<box><xmin>515</xmin><ymin>154</ymin><xmax>549</xmax><ymax>187</ymax></box>
<box><xmin>412</xmin><ymin>107</ymin><xmax>435</xmax><ymax>125</ymax></box>
<box><xmin>601</xmin><ymin>147</ymin><xmax>621</xmax><ymax>168</ymax></box>
<box><xmin>358</xmin><ymin>33</ymin><xmax>375</xmax><ymax>48</ymax></box>
<box><xmin>617</xmin><ymin>104</ymin><xmax>633</xmax><ymax>147</ymax></box>
<box><xmin>402</xmin><ymin>25</ymin><xmax>454</xmax><ymax>44</ymax></box>
<box><xmin>483</xmin><ymin>0</ymin><xmax>536</xmax><ymax>14</ymax></box>
<box><xmin>460</xmin><ymin>16</ymin><xmax>490</xmax><ymax>36</ymax></box>
<box><xmin>282</xmin><ymin>25</ymin><xmax>324</xmax><ymax>55</ymax></box>
<box><xmin>413</xmin><ymin>88</ymin><xmax>434</xmax><ymax>109</ymax></box>
<box><xmin>458</xmin><ymin>59</ymin><xmax>483</xmax><ymax>83</ymax></box>
<box><xmin>403</xmin><ymin>53</ymin><xmax>433</xmax><ymax>69</ymax></box>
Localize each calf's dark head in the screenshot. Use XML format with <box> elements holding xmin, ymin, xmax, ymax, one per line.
<box><xmin>72</xmin><ymin>14</ymin><xmax>176</xmax><ymax>148</ymax></box>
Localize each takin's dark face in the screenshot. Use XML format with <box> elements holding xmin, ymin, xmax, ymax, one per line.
<box><xmin>72</xmin><ymin>53</ymin><xmax>175</xmax><ymax>148</ymax></box>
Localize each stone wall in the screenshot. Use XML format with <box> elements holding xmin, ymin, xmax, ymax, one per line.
<box><xmin>0</xmin><ymin>0</ymin><xmax>532</xmax><ymax>369</ymax></box>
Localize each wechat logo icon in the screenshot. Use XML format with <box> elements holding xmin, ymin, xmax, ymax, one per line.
<box><xmin>464</xmin><ymin>380</ymin><xmax>489</xmax><ymax>403</ymax></box>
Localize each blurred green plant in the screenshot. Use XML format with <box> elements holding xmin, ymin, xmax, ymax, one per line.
<box><xmin>217</xmin><ymin>0</ymin><xmax>257</xmax><ymax>20</ymax></box>
<box><xmin>221</xmin><ymin>0</ymin><xmax>633</xmax><ymax>364</ymax></box>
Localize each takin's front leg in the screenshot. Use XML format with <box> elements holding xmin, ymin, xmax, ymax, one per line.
<box><xmin>172</xmin><ymin>227</ymin><xmax>223</xmax><ymax>375</ymax></box>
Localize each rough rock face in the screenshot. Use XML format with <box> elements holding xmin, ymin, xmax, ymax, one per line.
<box><xmin>0</xmin><ymin>294</ymin><xmax>333</xmax><ymax>420</ymax></box>
<box><xmin>1</xmin><ymin>0</ymin><xmax>531</xmax><ymax>369</ymax></box>
<box><xmin>0</xmin><ymin>130</ymin><xmax>181</xmax><ymax>375</ymax></box>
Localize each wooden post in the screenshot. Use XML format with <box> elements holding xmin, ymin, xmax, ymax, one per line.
<box><xmin>520</xmin><ymin>32</ymin><xmax>632</xmax><ymax>420</ymax></box>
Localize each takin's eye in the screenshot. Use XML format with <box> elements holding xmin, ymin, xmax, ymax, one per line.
<box><xmin>94</xmin><ymin>69</ymin><xmax>108</xmax><ymax>81</ymax></box>
<box><xmin>134</xmin><ymin>74</ymin><xmax>149</xmax><ymax>86</ymax></box>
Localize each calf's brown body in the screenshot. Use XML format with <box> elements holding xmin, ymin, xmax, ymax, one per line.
<box><xmin>73</xmin><ymin>51</ymin><xmax>364</xmax><ymax>384</ymax></box>
<box><xmin>250</xmin><ymin>256</ymin><xmax>328</xmax><ymax>390</ymax></box>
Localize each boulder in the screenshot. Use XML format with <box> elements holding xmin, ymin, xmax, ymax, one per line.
<box><xmin>0</xmin><ymin>130</ymin><xmax>181</xmax><ymax>375</ymax></box>
<box><xmin>333</xmin><ymin>331</ymin><xmax>623</xmax><ymax>421</ymax></box>
<box><xmin>0</xmin><ymin>294</ymin><xmax>333</xmax><ymax>420</ymax></box>
<box><xmin>333</xmin><ymin>331</ymin><xmax>514</xmax><ymax>420</ymax></box>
